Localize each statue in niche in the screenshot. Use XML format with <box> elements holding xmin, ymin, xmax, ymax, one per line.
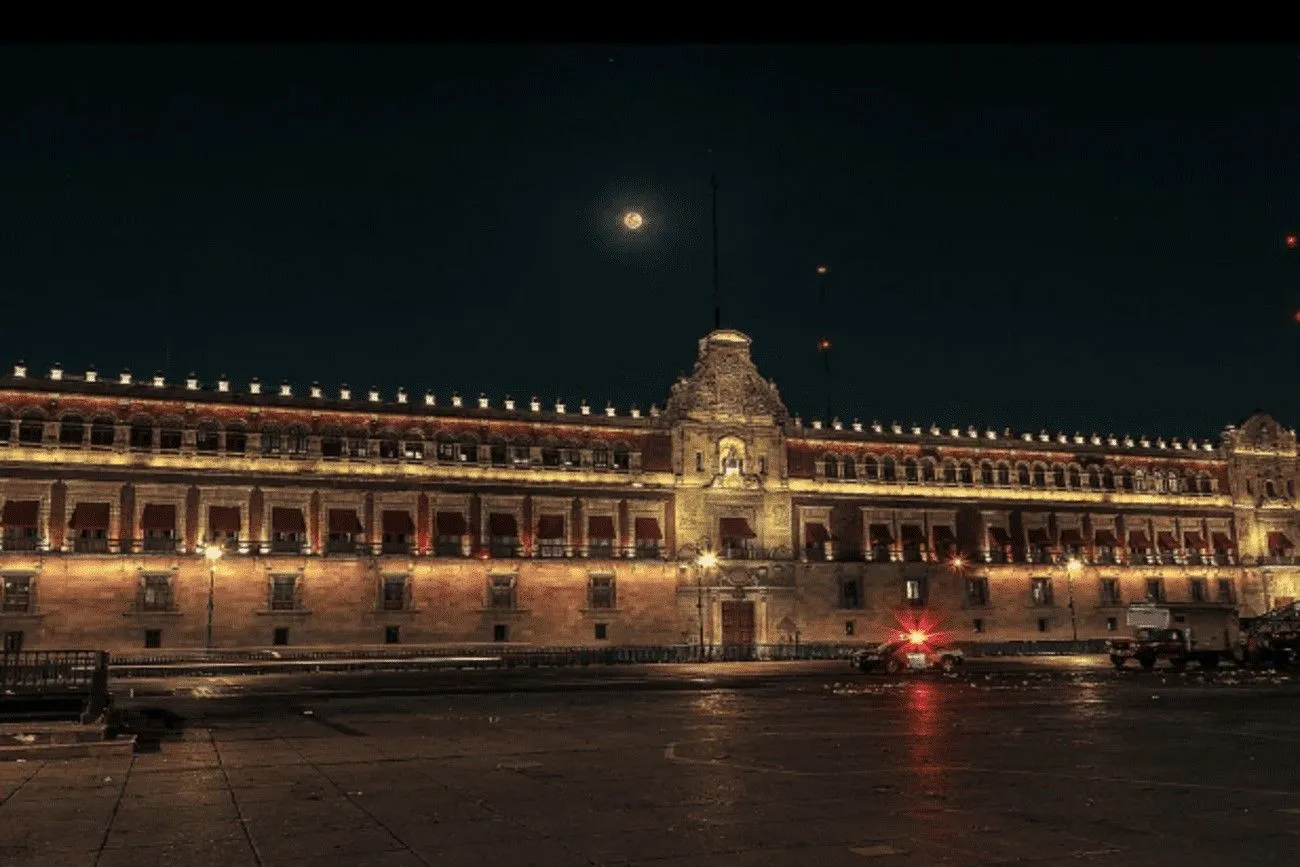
<box><xmin>723</xmin><ymin>445</ymin><xmax>743</xmax><ymax>475</ymax></box>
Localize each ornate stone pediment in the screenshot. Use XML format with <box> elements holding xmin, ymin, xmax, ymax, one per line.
<box><xmin>1233</xmin><ymin>412</ymin><xmax>1297</xmax><ymax>455</ymax></box>
<box><xmin>663</xmin><ymin>330</ymin><xmax>788</xmax><ymax>424</ymax></box>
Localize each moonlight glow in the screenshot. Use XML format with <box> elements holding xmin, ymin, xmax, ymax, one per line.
<box><xmin>622</xmin><ymin>211</ymin><xmax>644</xmax><ymax>230</ymax></box>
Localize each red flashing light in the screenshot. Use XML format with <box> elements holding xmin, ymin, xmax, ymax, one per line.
<box><xmin>907</xmin><ymin>630</ymin><xmax>928</xmax><ymax>646</ymax></box>
<box><xmin>1287</xmin><ymin>234</ymin><xmax>1298</xmax><ymax>250</ymax></box>
<box><xmin>1294</xmin><ymin>311</ymin><xmax>1300</xmax><ymax>324</ymax></box>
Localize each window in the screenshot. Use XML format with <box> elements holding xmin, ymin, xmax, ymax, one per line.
<box><xmin>959</xmin><ymin>462</ymin><xmax>973</xmax><ymax>485</ymax></box>
<box><xmin>1087</xmin><ymin>468</ymin><xmax>1101</xmax><ymax>489</ymax></box>
<box><xmin>404</xmin><ymin>438</ymin><xmax>425</xmax><ymax>460</ymax></box>
<box><xmin>261</xmin><ymin>427</ymin><xmax>282</xmax><ymax>455</ymax></box>
<box><xmin>158</xmin><ymin>422</ymin><xmax>182</xmax><ymax>452</ymax></box>
<box><xmin>2</xmin><ymin>575</ymin><xmax>32</xmax><ymax>613</ymax></box>
<box><xmin>1067</xmin><ymin>467</ymin><xmax>1081</xmax><ymax>488</ymax></box>
<box><xmin>283</xmin><ymin>427</ymin><xmax>308</xmax><ymax>456</ymax></box>
<box><xmin>589</xmin><ymin>575</ymin><xmax>615</xmax><ymax>609</ymax></box>
<box><xmin>1031</xmin><ymin>577</ymin><xmax>1053</xmax><ymax>606</ymax></box>
<box><xmin>1053</xmin><ymin>466</ymin><xmax>1066</xmax><ymax>488</ymax></box>
<box><xmin>141</xmin><ymin>574</ymin><xmax>174</xmax><ymax>612</ymax></box>
<box><xmin>864</xmin><ymin>456</ymin><xmax>880</xmax><ymax>480</ymax></box>
<box><xmin>758</xmin><ymin>456</ymin><xmax>767</xmax><ymax>475</ymax></box>
<box><xmin>270</xmin><ymin>574</ymin><xmax>299</xmax><ymax>611</ymax></box>
<box><xmin>1189</xmin><ymin>578</ymin><xmax>1207</xmax><ymax>603</ymax></box>
<box><xmin>1106</xmin><ymin>617</ymin><xmax>1118</xmax><ymax>631</ymax></box>
<box><xmin>980</xmin><ymin>463</ymin><xmax>993</xmax><ymax>485</ymax></box>
<box><xmin>488</xmin><ymin>575</ymin><xmax>516</xmax><ymax>609</ymax></box>
<box><xmin>378</xmin><ymin>434</ymin><xmax>400</xmax><ymax>460</ymax></box>
<box><xmin>493</xmin><ymin>624</ymin><xmax>508</xmax><ymax>642</ymax></box>
<box><xmin>2</xmin><ymin>631</ymin><xmax>21</xmax><ymax>652</ymax></box>
<box><xmin>90</xmin><ymin>417</ymin><xmax>116</xmax><ymax>448</ymax></box>
<box><xmin>997</xmin><ymin>464</ymin><xmax>1010</xmax><ymax>486</ymax></box>
<box><xmin>1145</xmin><ymin>578</ymin><xmax>1163</xmax><ymax>603</ymax></box>
<box><xmin>129</xmin><ymin>420</ymin><xmax>153</xmax><ymax>451</ymax></box>
<box><xmin>842</xmin><ymin>459</ymin><xmax>856</xmax><ymax>480</ymax></box>
<box><xmin>920</xmin><ymin>460</ymin><xmax>935</xmax><ymax>483</ymax></box>
<box><xmin>592</xmin><ymin>448</ymin><xmax>610</xmax><ymax>469</ymax></box>
<box><xmin>594</xmin><ymin>623</ymin><xmax>608</xmax><ymax>641</ymax></box>
<box><xmin>382</xmin><ymin>576</ymin><xmax>408</xmax><ymax>611</ymax></box>
<box><xmin>587</xmin><ymin>518</ymin><xmax>615</xmax><ymax>558</ymax></box>
<box><xmin>0</xmin><ymin>416</ymin><xmax>8</xmax><ymax>444</ymax></box>
<box><xmin>144</xmin><ymin>629</ymin><xmax>162</xmax><ymax>649</ymax></box>
<box><xmin>972</xmin><ymin>618</ymin><xmax>984</xmax><ymax>634</ymax></box>
<box><xmin>903</xmin><ymin>458</ymin><xmax>918</xmax><ymax>483</ymax></box>
<box><xmin>385</xmin><ymin>625</ymin><xmax>400</xmax><ymax>644</ymax></box>
<box><xmin>881</xmin><ymin>457</ymin><xmax>896</xmax><ymax>482</ymax></box>
<box><xmin>1216</xmin><ymin>579</ymin><xmax>1235</xmax><ymax>603</ymax></box>
<box><xmin>966</xmin><ymin>578</ymin><xmax>989</xmax><ymax>607</ymax></box>
<box><xmin>1037</xmin><ymin>618</ymin><xmax>1049</xmax><ymax>633</ymax></box>
<box><xmin>541</xmin><ymin>447</ymin><xmax>561</xmax><ymax>468</ymax></box>
<box><xmin>1017</xmin><ymin>465</ymin><xmax>1030</xmax><ymax>486</ymax></box>
<box><xmin>905</xmin><ymin>578</ymin><xmax>927</xmax><ymax>605</ymax></box>
<box><xmin>944</xmin><ymin>462</ymin><xmax>958</xmax><ymax>484</ymax></box>
<box><xmin>18</xmin><ymin>415</ymin><xmax>44</xmax><ymax>445</ymax></box>
<box><xmin>59</xmin><ymin>416</ymin><xmax>84</xmax><ymax>446</ymax></box>
<box><xmin>345</xmin><ymin>430</ymin><xmax>368</xmax><ymax>459</ymax></box>
<box><xmin>537</xmin><ymin>516</ymin><xmax>566</xmax><ymax>558</ymax></box>
<box><xmin>436</xmin><ymin>440</ymin><xmax>459</xmax><ymax>463</ymax></box>
<box><xmin>844</xmin><ymin>620</ymin><xmax>856</xmax><ymax>637</ymax></box>
<box><xmin>225</xmin><ymin>426</ymin><xmax>247</xmax><ymax>455</ymax></box>
<box><xmin>823</xmin><ymin>456</ymin><xmax>838</xmax><ymax>479</ymax></box>
<box><xmin>196</xmin><ymin>423</ymin><xmax>219</xmax><ymax>453</ymax></box>
<box><xmin>839</xmin><ymin>577</ymin><xmax>862</xmax><ymax>609</ymax></box>
<box><xmin>1099</xmin><ymin>578</ymin><xmax>1120</xmax><ymax>605</ymax></box>
<box><xmin>612</xmin><ymin>448</ymin><xmax>631</xmax><ymax>470</ymax></box>
<box><xmin>321</xmin><ymin>431</ymin><xmax>343</xmax><ymax>458</ymax></box>
<box><xmin>273</xmin><ymin>627</ymin><xmax>290</xmax><ymax>646</ymax></box>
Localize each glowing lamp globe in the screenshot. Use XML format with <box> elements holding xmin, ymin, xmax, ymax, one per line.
<box><xmin>622</xmin><ymin>212</ymin><xmax>644</xmax><ymax>231</ymax></box>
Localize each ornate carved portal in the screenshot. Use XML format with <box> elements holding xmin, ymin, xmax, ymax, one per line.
<box><xmin>663</xmin><ymin>330</ymin><xmax>788</xmax><ymax>424</ymax></box>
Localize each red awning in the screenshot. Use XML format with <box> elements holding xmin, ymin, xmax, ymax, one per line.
<box><xmin>1128</xmin><ymin>530</ymin><xmax>1151</xmax><ymax>548</ymax></box>
<box><xmin>900</xmin><ymin>524</ymin><xmax>925</xmax><ymax>543</ymax></box>
<box><xmin>1027</xmin><ymin>527</ymin><xmax>1051</xmax><ymax>545</ymax></box>
<box><xmin>488</xmin><ymin>513</ymin><xmax>518</xmax><ymax>536</ymax></box>
<box><xmin>1094</xmin><ymin>528</ymin><xmax>1118</xmax><ymax>547</ymax></box>
<box><xmin>1</xmin><ymin>500</ymin><xmax>39</xmax><ymax>527</ymax></box>
<box><xmin>328</xmin><ymin>509</ymin><xmax>364</xmax><ymax>535</ymax></box>
<box><xmin>537</xmin><ymin>515</ymin><xmax>565</xmax><ymax>538</ymax></box>
<box><xmin>382</xmin><ymin>510</ymin><xmax>414</xmax><ymax>534</ymax></box>
<box><xmin>1211</xmin><ymin>531</ymin><xmax>1235</xmax><ymax>551</ymax></box>
<box><xmin>69</xmin><ymin>502</ymin><xmax>110</xmax><ymax>530</ymax></box>
<box><xmin>1060</xmin><ymin>528</ymin><xmax>1085</xmax><ymax>545</ymax></box>
<box><xmin>271</xmin><ymin>507</ymin><xmax>306</xmax><ymax>533</ymax></box>
<box><xmin>1184</xmin><ymin>531</ymin><xmax>1207</xmax><ymax>549</ymax></box>
<box><xmin>805</xmin><ymin>523</ymin><xmax>830</xmax><ymax>544</ymax></box>
<box><xmin>436</xmin><ymin>511</ymin><xmax>467</xmax><ymax>535</ymax></box>
<box><xmin>869</xmin><ymin>523</ymin><xmax>894</xmax><ymax>543</ymax></box>
<box><xmin>718</xmin><ymin>517</ymin><xmax>754</xmax><ymax>539</ymax></box>
<box><xmin>588</xmin><ymin>515</ymin><xmax>616</xmax><ymax>539</ymax></box>
<box><xmin>987</xmin><ymin>526</ymin><xmax>1011</xmax><ymax>546</ymax></box>
<box><xmin>635</xmin><ymin>517</ymin><xmax>662</xmax><ymax>540</ymax></box>
<box><xmin>1268</xmin><ymin>531</ymin><xmax>1293</xmax><ymax>550</ymax></box>
<box><xmin>140</xmin><ymin>504</ymin><xmax>175</xmax><ymax>531</ymax></box>
<box><xmin>1156</xmin><ymin>531</ymin><xmax>1178</xmax><ymax>549</ymax></box>
<box><xmin>209</xmin><ymin>506</ymin><xmax>241</xmax><ymax>533</ymax></box>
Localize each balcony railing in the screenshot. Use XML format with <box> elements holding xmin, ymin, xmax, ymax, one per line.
<box><xmin>72</xmin><ymin>537</ymin><xmax>111</xmax><ymax>554</ymax></box>
<box><xmin>141</xmin><ymin>536</ymin><xmax>177</xmax><ymax>553</ymax></box>
<box><xmin>270</xmin><ymin>539</ymin><xmax>305</xmax><ymax>555</ymax></box>
<box><xmin>0</xmin><ymin>536</ymin><xmax>43</xmax><ymax>553</ymax></box>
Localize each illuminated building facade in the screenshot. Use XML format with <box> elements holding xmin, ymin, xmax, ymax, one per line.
<box><xmin>0</xmin><ymin>329</ymin><xmax>1297</xmax><ymax>655</ymax></box>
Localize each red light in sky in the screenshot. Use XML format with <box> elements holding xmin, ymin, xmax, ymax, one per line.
<box><xmin>1287</xmin><ymin>234</ymin><xmax>1298</xmax><ymax>249</ymax></box>
<box><xmin>1293</xmin><ymin>311</ymin><xmax>1300</xmax><ymax>323</ymax></box>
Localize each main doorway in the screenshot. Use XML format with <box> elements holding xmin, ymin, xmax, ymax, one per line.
<box><xmin>720</xmin><ymin>600</ymin><xmax>756</xmax><ymax>661</ymax></box>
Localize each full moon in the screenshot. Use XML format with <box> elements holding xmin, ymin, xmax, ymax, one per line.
<box><xmin>622</xmin><ymin>211</ymin><xmax>644</xmax><ymax>230</ymax></box>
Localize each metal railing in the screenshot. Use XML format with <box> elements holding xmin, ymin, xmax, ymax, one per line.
<box><xmin>0</xmin><ymin>650</ymin><xmax>111</xmax><ymax>723</ymax></box>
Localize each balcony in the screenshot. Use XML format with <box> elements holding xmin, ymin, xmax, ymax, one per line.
<box><xmin>141</xmin><ymin>536</ymin><xmax>177</xmax><ymax>554</ymax></box>
<box><xmin>270</xmin><ymin>538</ymin><xmax>305</xmax><ymax>555</ymax></box>
<box><xmin>1</xmin><ymin>535</ymin><xmax>42</xmax><ymax>553</ymax></box>
<box><xmin>325</xmin><ymin>538</ymin><xmax>360</xmax><ymax>556</ymax></box>
<box><xmin>381</xmin><ymin>541</ymin><xmax>413</xmax><ymax>556</ymax></box>
<box><xmin>73</xmin><ymin>537</ymin><xmax>111</xmax><ymax>554</ymax></box>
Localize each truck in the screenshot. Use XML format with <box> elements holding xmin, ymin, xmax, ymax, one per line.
<box><xmin>1238</xmin><ymin>601</ymin><xmax>1300</xmax><ymax>670</ymax></box>
<box><xmin>1108</xmin><ymin>603</ymin><xmax>1239</xmax><ymax>671</ymax></box>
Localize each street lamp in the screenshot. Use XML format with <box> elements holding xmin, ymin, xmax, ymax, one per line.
<box><xmin>1065</xmin><ymin>557</ymin><xmax>1082</xmax><ymax>642</ymax></box>
<box><xmin>204</xmin><ymin>543</ymin><xmax>223</xmax><ymax>652</ymax></box>
<box><xmin>695</xmin><ymin>548</ymin><xmax>718</xmax><ymax>659</ymax></box>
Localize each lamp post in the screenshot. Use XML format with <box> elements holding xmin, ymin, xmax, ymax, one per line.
<box><xmin>696</xmin><ymin>548</ymin><xmax>718</xmax><ymax>660</ymax></box>
<box><xmin>1065</xmin><ymin>557</ymin><xmax>1082</xmax><ymax>642</ymax></box>
<box><xmin>204</xmin><ymin>543</ymin><xmax>223</xmax><ymax>652</ymax></box>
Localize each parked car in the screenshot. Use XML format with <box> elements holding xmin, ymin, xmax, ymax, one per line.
<box><xmin>850</xmin><ymin>632</ymin><xmax>964</xmax><ymax>674</ymax></box>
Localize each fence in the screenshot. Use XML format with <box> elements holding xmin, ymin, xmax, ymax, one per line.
<box><xmin>0</xmin><ymin>650</ymin><xmax>112</xmax><ymax>723</ymax></box>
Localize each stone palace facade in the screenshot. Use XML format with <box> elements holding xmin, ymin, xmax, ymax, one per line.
<box><xmin>1</xmin><ymin>329</ymin><xmax>1298</xmax><ymax>655</ymax></box>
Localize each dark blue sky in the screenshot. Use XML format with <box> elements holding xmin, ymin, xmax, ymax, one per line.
<box><xmin>3</xmin><ymin>45</ymin><xmax>1298</xmax><ymax>439</ymax></box>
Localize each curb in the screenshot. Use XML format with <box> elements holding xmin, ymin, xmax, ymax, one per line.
<box><xmin>0</xmin><ymin>735</ymin><xmax>136</xmax><ymax>761</ymax></box>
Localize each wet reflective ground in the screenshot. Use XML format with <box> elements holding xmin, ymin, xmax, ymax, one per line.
<box><xmin>5</xmin><ymin>663</ymin><xmax>1300</xmax><ymax>865</ymax></box>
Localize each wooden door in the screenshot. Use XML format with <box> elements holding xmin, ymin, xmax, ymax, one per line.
<box><xmin>721</xmin><ymin>601</ymin><xmax>756</xmax><ymax>660</ymax></box>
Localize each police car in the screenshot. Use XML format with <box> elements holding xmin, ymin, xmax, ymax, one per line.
<box><xmin>850</xmin><ymin>631</ymin><xmax>964</xmax><ymax>674</ymax></box>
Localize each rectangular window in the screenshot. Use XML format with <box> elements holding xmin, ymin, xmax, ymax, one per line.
<box><xmin>965</xmin><ymin>578</ymin><xmax>989</xmax><ymax>607</ymax></box>
<box><xmin>3</xmin><ymin>631</ymin><xmax>23</xmax><ymax>652</ymax></box>
<box><xmin>1189</xmin><ymin>578</ymin><xmax>1207</xmax><ymax>603</ymax></box>
<box><xmin>270</xmin><ymin>575</ymin><xmax>298</xmax><ymax>611</ymax></box>
<box><xmin>972</xmin><ymin>618</ymin><xmax>984</xmax><ymax>634</ymax></box>
<box><xmin>904</xmin><ymin>578</ymin><xmax>927</xmax><ymax>605</ymax></box>
<box><xmin>273</xmin><ymin>627</ymin><xmax>289</xmax><ymax>646</ymax></box>
<box><xmin>488</xmin><ymin>575</ymin><xmax>516</xmax><ymax>610</ymax></box>
<box><xmin>1145</xmin><ymin>578</ymin><xmax>1163</xmax><ymax>602</ymax></box>
<box><xmin>436</xmin><ymin>441</ymin><xmax>459</xmax><ymax>462</ymax></box>
<box><xmin>1216</xmin><ymin>579</ymin><xmax>1235</xmax><ymax>603</ymax></box>
<box><xmin>844</xmin><ymin>620</ymin><xmax>856</xmax><ymax>636</ymax></box>
<box><xmin>1037</xmin><ymin>618</ymin><xmax>1049</xmax><ymax>633</ymax></box>
<box><xmin>404</xmin><ymin>440</ymin><xmax>424</xmax><ymax>460</ymax></box>
<box><xmin>382</xmin><ymin>576</ymin><xmax>407</xmax><ymax>611</ymax></box>
<box><xmin>594</xmin><ymin>622</ymin><xmax>608</xmax><ymax>641</ymax></box>
<box><xmin>1031</xmin><ymin>577</ymin><xmax>1053</xmax><ymax>606</ymax></box>
<box><xmin>1106</xmin><ymin>617</ymin><xmax>1118</xmax><ymax>631</ymax></box>
<box><xmin>493</xmin><ymin>623</ymin><xmax>509</xmax><ymax>642</ymax></box>
<box><xmin>1099</xmin><ymin>578</ymin><xmax>1120</xmax><ymax>605</ymax></box>
<box><xmin>589</xmin><ymin>575</ymin><xmax>615</xmax><ymax>609</ymax></box>
<box><xmin>144</xmin><ymin>629</ymin><xmax>162</xmax><ymax>649</ymax></box>
<box><xmin>2</xmin><ymin>575</ymin><xmax>32</xmax><ymax>613</ymax></box>
<box><xmin>385</xmin><ymin>625</ymin><xmax>400</xmax><ymax>645</ymax></box>
<box><xmin>839</xmin><ymin>578</ymin><xmax>862</xmax><ymax>609</ymax></box>
<box><xmin>695</xmin><ymin>452</ymin><xmax>703</xmax><ymax>472</ymax></box>
<box><xmin>141</xmin><ymin>574</ymin><xmax>174</xmax><ymax>612</ymax></box>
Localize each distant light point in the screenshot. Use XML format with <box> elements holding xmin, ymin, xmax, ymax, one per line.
<box><xmin>1287</xmin><ymin>233</ymin><xmax>1298</xmax><ymax>250</ymax></box>
<box><xmin>816</xmin><ymin>265</ymin><xmax>828</xmax><ymax>275</ymax></box>
<box><xmin>622</xmin><ymin>212</ymin><xmax>644</xmax><ymax>231</ymax></box>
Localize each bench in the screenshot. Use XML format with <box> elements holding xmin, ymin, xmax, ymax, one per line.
<box><xmin>0</xmin><ymin>650</ymin><xmax>112</xmax><ymax>724</ymax></box>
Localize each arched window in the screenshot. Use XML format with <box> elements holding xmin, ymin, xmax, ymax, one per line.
<box><xmin>261</xmin><ymin>424</ymin><xmax>282</xmax><ymax>455</ymax></box>
<box><xmin>881</xmin><ymin>456</ymin><xmax>896</xmax><ymax>482</ymax></box>
<box><xmin>18</xmin><ymin>412</ymin><xmax>45</xmax><ymax>445</ymax></box>
<box><xmin>345</xmin><ymin>428</ymin><xmax>368</xmax><ymax>459</ymax></box>
<box><xmin>1017</xmin><ymin>464</ymin><xmax>1030</xmax><ymax>486</ymax></box>
<box><xmin>1032</xmin><ymin>464</ymin><xmax>1047</xmax><ymax>487</ymax></box>
<box><xmin>903</xmin><ymin>458</ymin><xmax>918</xmax><ymax>483</ymax></box>
<box><xmin>996</xmin><ymin>462</ymin><xmax>1010</xmax><ymax>485</ymax></box>
<box><xmin>90</xmin><ymin>416</ymin><xmax>116</xmax><ymax>448</ymax></box>
<box><xmin>0</xmin><ymin>410</ymin><xmax>10</xmax><ymax>443</ymax></box>
<box><xmin>980</xmin><ymin>462</ymin><xmax>994</xmax><ymax>485</ymax></box>
<box><xmin>158</xmin><ymin>417</ymin><xmax>183</xmax><ymax>452</ymax></box>
<box><xmin>942</xmin><ymin>461</ymin><xmax>957</xmax><ymax>484</ymax></box>
<box><xmin>1053</xmin><ymin>465</ymin><xmax>1066</xmax><ymax>488</ymax></box>
<box><xmin>862</xmin><ymin>455</ymin><xmax>879</xmax><ymax>480</ymax></box>
<box><xmin>59</xmin><ymin>415</ymin><xmax>84</xmax><ymax>446</ymax></box>
<box><xmin>1067</xmin><ymin>466</ymin><xmax>1081</xmax><ymax>489</ymax></box>
<box><xmin>378</xmin><ymin>430</ymin><xmax>401</xmax><ymax>460</ymax></box>
<box><xmin>1101</xmin><ymin>468</ymin><xmax>1115</xmax><ymax>490</ymax></box>
<box><xmin>404</xmin><ymin>430</ymin><xmax>426</xmax><ymax>461</ymax></box>
<box><xmin>541</xmin><ymin>442</ymin><xmax>562</xmax><ymax>467</ymax></box>
<box><xmin>488</xmin><ymin>438</ymin><xmax>508</xmax><ymax>466</ymax></box>
<box><xmin>823</xmin><ymin>455</ymin><xmax>839</xmax><ymax>479</ymax></box>
<box><xmin>196</xmin><ymin>421</ymin><xmax>220</xmax><ymax>454</ymax></box>
<box><xmin>225</xmin><ymin>424</ymin><xmax>247</xmax><ymax>455</ymax></box>
<box><xmin>129</xmin><ymin>418</ymin><xmax>154</xmax><ymax>451</ymax></box>
<box><xmin>1199</xmin><ymin>474</ymin><xmax>1212</xmax><ymax>494</ymax></box>
<box><xmin>1120</xmin><ymin>468</ymin><xmax>1134</xmax><ymax>491</ymax></box>
<box><xmin>1266</xmin><ymin>479</ymin><xmax>1276</xmax><ymax>499</ymax></box>
<box><xmin>959</xmin><ymin>462</ymin><xmax>973</xmax><ymax>485</ymax></box>
<box><xmin>612</xmin><ymin>445</ymin><xmax>631</xmax><ymax>470</ymax></box>
<box><xmin>320</xmin><ymin>427</ymin><xmax>343</xmax><ymax>458</ymax></box>
<box><xmin>920</xmin><ymin>459</ymin><xmax>935</xmax><ymax>483</ymax></box>
<box><xmin>842</xmin><ymin>457</ymin><xmax>857</xmax><ymax>480</ymax></box>
<box><xmin>284</xmin><ymin>425</ymin><xmax>309</xmax><ymax>456</ymax></box>
<box><xmin>1088</xmin><ymin>467</ymin><xmax>1101</xmax><ymax>489</ymax></box>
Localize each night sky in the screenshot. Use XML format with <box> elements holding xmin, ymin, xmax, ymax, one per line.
<box><xmin>4</xmin><ymin>45</ymin><xmax>1299</xmax><ymax>441</ymax></box>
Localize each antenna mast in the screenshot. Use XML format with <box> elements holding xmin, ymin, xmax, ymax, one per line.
<box><xmin>710</xmin><ymin>153</ymin><xmax>721</xmax><ymax>330</ymax></box>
